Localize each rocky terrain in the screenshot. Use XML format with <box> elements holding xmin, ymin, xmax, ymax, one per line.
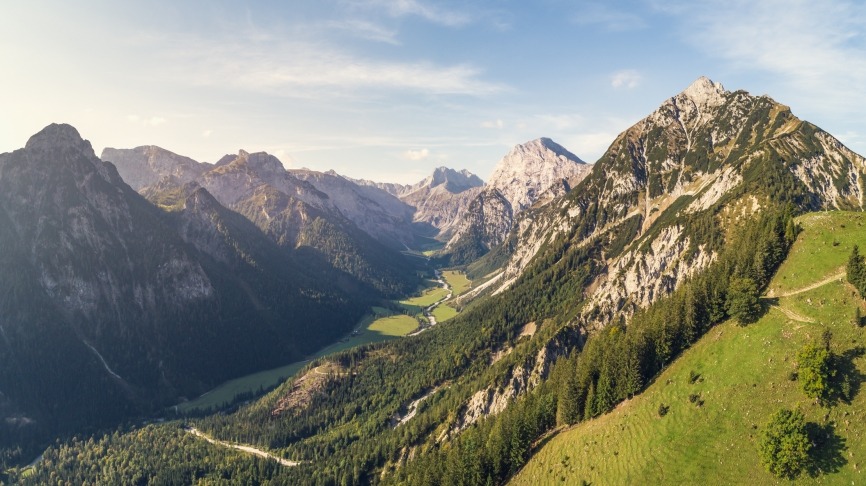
<box><xmin>488</xmin><ymin>77</ymin><xmax>866</xmax><ymax>325</ymax></box>
<box><xmin>445</xmin><ymin>138</ymin><xmax>590</xmax><ymax>262</ymax></box>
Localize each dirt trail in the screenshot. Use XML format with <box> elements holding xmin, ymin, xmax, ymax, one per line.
<box><xmin>765</xmin><ymin>269</ymin><xmax>845</xmax><ymax>298</ymax></box>
<box><xmin>186</xmin><ymin>427</ymin><xmax>300</xmax><ymax>467</ymax></box>
<box><xmin>764</xmin><ymin>267</ymin><xmax>846</xmax><ymax>324</ymax></box>
<box><xmin>772</xmin><ymin>305</ymin><xmax>816</xmax><ymax>324</ymax></box>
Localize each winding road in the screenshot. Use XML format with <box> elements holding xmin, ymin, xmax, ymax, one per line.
<box><xmin>185</xmin><ymin>426</ymin><xmax>300</xmax><ymax>467</ymax></box>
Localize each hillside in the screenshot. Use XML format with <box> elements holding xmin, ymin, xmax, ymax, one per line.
<box><xmin>6</xmin><ymin>79</ymin><xmax>866</xmax><ymax>485</ymax></box>
<box><xmin>512</xmin><ymin>211</ymin><xmax>866</xmax><ymax>485</ymax></box>
<box><xmin>0</xmin><ymin>125</ymin><xmax>370</xmax><ymax>460</ymax></box>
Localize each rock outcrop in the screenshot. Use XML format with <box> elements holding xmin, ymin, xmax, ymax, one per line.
<box><xmin>445</xmin><ymin>138</ymin><xmax>590</xmax><ymax>262</ymax></box>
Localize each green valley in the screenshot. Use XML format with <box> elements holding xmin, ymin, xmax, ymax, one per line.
<box><xmin>177</xmin><ymin>270</ymin><xmax>472</xmax><ymax>413</ymax></box>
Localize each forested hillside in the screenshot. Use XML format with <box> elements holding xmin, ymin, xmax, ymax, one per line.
<box><xmin>5</xmin><ymin>78</ymin><xmax>866</xmax><ymax>486</ymax></box>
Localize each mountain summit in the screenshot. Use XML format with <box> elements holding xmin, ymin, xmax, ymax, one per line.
<box><xmin>444</xmin><ymin>137</ymin><xmax>590</xmax><ymax>263</ymax></box>
<box><xmin>487</xmin><ymin>137</ymin><xmax>587</xmax><ymax>212</ymax></box>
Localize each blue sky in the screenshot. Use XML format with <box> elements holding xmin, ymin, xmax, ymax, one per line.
<box><xmin>2</xmin><ymin>0</ymin><xmax>866</xmax><ymax>183</ymax></box>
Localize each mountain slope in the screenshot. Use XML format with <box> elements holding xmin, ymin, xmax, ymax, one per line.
<box><xmin>101</xmin><ymin>145</ymin><xmax>208</xmax><ymax>190</ymax></box>
<box><xmin>0</xmin><ymin>125</ymin><xmax>367</xmax><ymax>453</ymax></box>
<box><xmin>445</xmin><ymin>138</ymin><xmax>590</xmax><ymax>263</ymax></box>
<box><xmin>289</xmin><ymin>169</ymin><xmax>416</xmax><ymax>249</ymax></box>
<box><xmin>398</xmin><ymin>167</ymin><xmax>484</xmax><ymax>239</ymax></box>
<box><xmin>487</xmin><ymin>77</ymin><xmax>865</xmax><ymax>325</ymax></box>
<box><xmin>512</xmin><ymin>211</ymin><xmax>866</xmax><ymax>485</ymax></box>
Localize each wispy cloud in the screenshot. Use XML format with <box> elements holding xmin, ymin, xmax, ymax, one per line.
<box><xmin>324</xmin><ymin>19</ymin><xmax>400</xmax><ymax>44</ymax></box>
<box><xmin>403</xmin><ymin>148</ymin><xmax>430</xmax><ymax>160</ymax></box>
<box><xmin>481</xmin><ymin>119</ymin><xmax>504</xmax><ymax>129</ymax></box>
<box><xmin>610</xmin><ymin>70</ymin><xmax>642</xmax><ymax>89</ymax></box>
<box><xmin>358</xmin><ymin>0</ymin><xmax>471</xmax><ymax>27</ymax></box>
<box><xmin>155</xmin><ymin>35</ymin><xmax>505</xmax><ymax>98</ymax></box>
<box><xmin>654</xmin><ymin>0</ymin><xmax>866</xmax><ymax>113</ymax></box>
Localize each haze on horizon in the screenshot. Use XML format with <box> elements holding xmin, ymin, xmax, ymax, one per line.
<box><xmin>2</xmin><ymin>0</ymin><xmax>866</xmax><ymax>184</ymax></box>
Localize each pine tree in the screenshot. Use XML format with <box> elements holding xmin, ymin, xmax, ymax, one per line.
<box><xmin>726</xmin><ymin>277</ymin><xmax>761</xmax><ymax>325</ymax></box>
<box><xmin>848</xmin><ymin>245</ymin><xmax>866</xmax><ymax>298</ymax></box>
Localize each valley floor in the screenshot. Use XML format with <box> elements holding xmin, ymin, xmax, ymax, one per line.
<box><xmin>176</xmin><ymin>269</ymin><xmax>471</xmax><ymax>413</ymax></box>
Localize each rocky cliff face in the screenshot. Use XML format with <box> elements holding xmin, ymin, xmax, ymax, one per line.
<box><xmin>101</xmin><ymin>145</ymin><xmax>208</xmax><ymax>190</ymax></box>
<box><xmin>445</xmin><ymin>138</ymin><xmax>590</xmax><ymax>262</ymax></box>
<box><xmin>487</xmin><ymin>137</ymin><xmax>589</xmax><ymax>212</ymax></box>
<box><xmin>488</xmin><ymin>77</ymin><xmax>866</xmax><ymax>327</ymax></box>
<box><xmin>109</xmin><ymin>146</ymin><xmax>418</xmax><ymax>296</ymax></box>
<box><xmin>396</xmin><ymin>167</ymin><xmax>484</xmax><ymax>239</ymax></box>
<box><xmin>290</xmin><ymin>169</ymin><xmax>416</xmax><ymax>249</ymax></box>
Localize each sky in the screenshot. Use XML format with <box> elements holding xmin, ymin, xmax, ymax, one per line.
<box><xmin>2</xmin><ymin>0</ymin><xmax>866</xmax><ymax>184</ymax></box>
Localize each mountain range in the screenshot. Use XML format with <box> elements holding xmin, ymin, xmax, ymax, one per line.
<box><xmin>4</xmin><ymin>77</ymin><xmax>866</xmax><ymax>485</ymax></box>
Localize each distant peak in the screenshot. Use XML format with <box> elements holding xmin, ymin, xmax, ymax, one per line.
<box><xmin>25</xmin><ymin>123</ymin><xmax>93</xmax><ymax>154</ymax></box>
<box><xmin>680</xmin><ymin>76</ymin><xmax>727</xmax><ymax>106</ymax></box>
<box><xmin>424</xmin><ymin>166</ymin><xmax>483</xmax><ymax>193</ymax></box>
<box><xmin>515</xmin><ymin>138</ymin><xmax>585</xmax><ymax>164</ymax></box>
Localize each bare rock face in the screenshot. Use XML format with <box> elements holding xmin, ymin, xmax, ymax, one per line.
<box><xmin>486</xmin><ymin>137</ymin><xmax>589</xmax><ymax>213</ymax></box>
<box><xmin>397</xmin><ymin>167</ymin><xmax>484</xmax><ymax>239</ymax></box>
<box><xmin>445</xmin><ymin>138</ymin><xmax>590</xmax><ymax>261</ymax></box>
<box><xmin>290</xmin><ymin>169</ymin><xmax>416</xmax><ymax>249</ymax></box>
<box><xmin>101</xmin><ymin>145</ymin><xmax>208</xmax><ymax>191</ymax></box>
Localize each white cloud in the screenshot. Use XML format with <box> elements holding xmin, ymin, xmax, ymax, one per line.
<box><xmin>403</xmin><ymin>148</ymin><xmax>430</xmax><ymax>160</ymax></box>
<box><xmin>202</xmin><ymin>129</ymin><xmax>213</xmax><ymax>138</ymax></box>
<box><xmin>610</xmin><ymin>70</ymin><xmax>642</xmax><ymax>89</ymax></box>
<box><xmin>360</xmin><ymin>0</ymin><xmax>471</xmax><ymax>27</ymax></box>
<box><xmin>156</xmin><ymin>35</ymin><xmax>505</xmax><ymax>98</ymax></box>
<box><xmin>654</xmin><ymin>0</ymin><xmax>866</xmax><ymax>114</ymax></box>
<box><xmin>481</xmin><ymin>119</ymin><xmax>504</xmax><ymax>129</ymax></box>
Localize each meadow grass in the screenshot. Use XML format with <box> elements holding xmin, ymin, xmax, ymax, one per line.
<box><xmin>431</xmin><ymin>304</ymin><xmax>458</xmax><ymax>322</ymax></box>
<box><xmin>769</xmin><ymin>211</ymin><xmax>864</xmax><ymax>294</ymax></box>
<box><xmin>442</xmin><ymin>270</ymin><xmax>471</xmax><ymax>295</ymax></box>
<box><xmin>512</xmin><ymin>211</ymin><xmax>866</xmax><ymax>485</ymax></box>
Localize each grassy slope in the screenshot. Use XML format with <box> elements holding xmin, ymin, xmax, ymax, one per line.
<box><xmin>512</xmin><ymin>211</ymin><xmax>866</xmax><ymax>485</ymax></box>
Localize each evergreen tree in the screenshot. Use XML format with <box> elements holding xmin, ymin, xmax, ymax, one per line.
<box><xmin>848</xmin><ymin>245</ymin><xmax>866</xmax><ymax>298</ymax></box>
<box><xmin>726</xmin><ymin>277</ymin><xmax>761</xmax><ymax>325</ymax></box>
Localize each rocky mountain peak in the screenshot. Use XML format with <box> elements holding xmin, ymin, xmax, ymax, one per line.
<box><xmin>424</xmin><ymin>166</ymin><xmax>483</xmax><ymax>193</ymax></box>
<box><xmin>680</xmin><ymin>76</ymin><xmax>727</xmax><ymax>108</ymax></box>
<box><xmin>24</xmin><ymin>123</ymin><xmax>95</xmax><ymax>157</ymax></box>
<box><xmin>487</xmin><ymin>137</ymin><xmax>588</xmax><ymax>213</ymax></box>
<box><xmin>230</xmin><ymin>150</ymin><xmax>286</xmax><ymax>176</ymax></box>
